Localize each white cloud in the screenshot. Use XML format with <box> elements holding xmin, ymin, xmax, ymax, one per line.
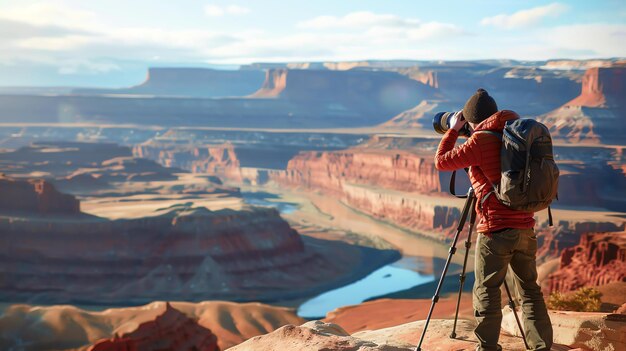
<box><xmin>298</xmin><ymin>11</ymin><xmax>420</xmax><ymax>29</ymax></box>
<box><xmin>0</xmin><ymin>2</ymin><xmax>98</xmax><ymax>30</ymax></box>
<box><xmin>204</xmin><ymin>4</ymin><xmax>250</xmax><ymax>17</ymax></box>
<box><xmin>481</xmin><ymin>3</ymin><xmax>568</xmax><ymax>29</ymax></box>
<box><xmin>297</xmin><ymin>11</ymin><xmax>464</xmax><ymax>43</ymax></box>
<box><xmin>542</xmin><ymin>23</ymin><xmax>626</xmax><ymax>58</ymax></box>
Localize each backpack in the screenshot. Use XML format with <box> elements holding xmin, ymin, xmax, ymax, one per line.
<box><xmin>477</xmin><ymin>118</ymin><xmax>559</xmax><ymax>224</ymax></box>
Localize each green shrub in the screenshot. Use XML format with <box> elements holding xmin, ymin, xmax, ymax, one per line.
<box><xmin>547</xmin><ymin>287</ymin><xmax>602</xmax><ymax>312</ymax></box>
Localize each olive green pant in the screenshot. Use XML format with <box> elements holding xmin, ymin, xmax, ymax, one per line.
<box><xmin>473</xmin><ymin>228</ymin><xmax>553</xmax><ymax>351</ymax></box>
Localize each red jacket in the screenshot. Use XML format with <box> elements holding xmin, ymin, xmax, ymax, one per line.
<box><xmin>435</xmin><ymin>110</ymin><xmax>535</xmax><ymax>233</ymax></box>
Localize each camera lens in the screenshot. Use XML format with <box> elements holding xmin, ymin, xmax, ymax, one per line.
<box><xmin>432</xmin><ymin>112</ymin><xmax>453</xmax><ymax>135</ymax></box>
<box><xmin>432</xmin><ymin>111</ymin><xmax>471</xmax><ymax>137</ymax></box>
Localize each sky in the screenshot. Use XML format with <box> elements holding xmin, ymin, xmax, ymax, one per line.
<box><xmin>0</xmin><ymin>0</ymin><xmax>625</xmax><ymax>86</ymax></box>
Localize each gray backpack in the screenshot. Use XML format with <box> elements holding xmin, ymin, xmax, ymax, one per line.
<box><xmin>478</xmin><ymin>119</ymin><xmax>559</xmax><ymax>223</ymax></box>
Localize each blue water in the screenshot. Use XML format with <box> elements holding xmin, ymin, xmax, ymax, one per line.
<box><xmin>297</xmin><ymin>256</ymin><xmax>435</xmax><ymax>319</ymax></box>
<box><xmin>242</xmin><ymin>191</ymin><xmax>299</xmax><ymax>214</ymax></box>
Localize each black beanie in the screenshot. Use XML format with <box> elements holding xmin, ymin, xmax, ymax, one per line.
<box><xmin>463</xmin><ymin>88</ymin><xmax>498</xmax><ymax>124</ymax></box>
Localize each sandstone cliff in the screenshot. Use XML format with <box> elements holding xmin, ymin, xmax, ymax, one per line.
<box><xmin>0</xmin><ymin>175</ymin><xmax>80</xmax><ymax>214</ymax></box>
<box><xmin>539</xmin><ymin>66</ymin><xmax>626</xmax><ymax>144</ymax></box>
<box><xmin>1</xmin><ymin>193</ymin><xmax>398</xmax><ymax>304</ymax></box>
<box><xmin>250</xmin><ymin>68</ymin><xmax>436</xmax><ymax>122</ymax></box>
<box><xmin>547</xmin><ymin>231</ymin><xmax>626</xmax><ymax>294</ymax></box>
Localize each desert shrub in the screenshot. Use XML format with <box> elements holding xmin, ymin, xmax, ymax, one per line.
<box><xmin>547</xmin><ymin>287</ymin><xmax>602</xmax><ymax>312</ymax></box>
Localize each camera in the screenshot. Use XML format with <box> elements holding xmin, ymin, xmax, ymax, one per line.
<box><xmin>432</xmin><ymin>111</ymin><xmax>471</xmax><ymax>137</ymax></box>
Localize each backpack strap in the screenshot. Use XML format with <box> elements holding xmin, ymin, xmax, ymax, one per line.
<box><xmin>449</xmin><ymin>168</ymin><xmax>470</xmax><ymax>198</ymax></box>
<box><xmin>548</xmin><ymin>206</ymin><xmax>554</xmax><ymax>227</ymax></box>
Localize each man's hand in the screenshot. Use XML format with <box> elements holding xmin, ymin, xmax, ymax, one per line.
<box><xmin>450</xmin><ymin>111</ymin><xmax>466</xmax><ymax>132</ymax></box>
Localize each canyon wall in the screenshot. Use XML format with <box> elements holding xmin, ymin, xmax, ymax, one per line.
<box><xmin>539</xmin><ymin>65</ymin><xmax>626</xmax><ymax>144</ymax></box>
<box><xmin>0</xmin><ymin>176</ymin><xmax>80</xmax><ymax>214</ymax></box>
<box><xmin>269</xmin><ymin>138</ymin><xmax>471</xmax><ymax>239</ymax></box>
<box><xmin>270</xmin><ymin>135</ymin><xmax>625</xmax><ymax>243</ymax></box>
<box><xmin>0</xmin><ymin>183</ymin><xmax>398</xmax><ymax>304</ymax></box>
<box><xmin>547</xmin><ymin>231</ymin><xmax>626</xmax><ymax>293</ymax></box>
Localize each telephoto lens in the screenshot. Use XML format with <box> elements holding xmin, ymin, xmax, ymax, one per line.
<box><xmin>432</xmin><ymin>111</ymin><xmax>471</xmax><ymax>137</ymax></box>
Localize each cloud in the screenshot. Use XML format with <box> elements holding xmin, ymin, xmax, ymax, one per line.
<box><xmin>298</xmin><ymin>11</ymin><xmax>420</xmax><ymax>29</ymax></box>
<box><xmin>0</xmin><ymin>2</ymin><xmax>97</xmax><ymax>29</ymax></box>
<box><xmin>204</xmin><ymin>4</ymin><xmax>250</xmax><ymax>17</ymax></box>
<box><xmin>542</xmin><ymin>23</ymin><xmax>626</xmax><ymax>58</ymax></box>
<box><xmin>0</xmin><ymin>18</ymin><xmax>89</xmax><ymax>39</ymax></box>
<box><xmin>481</xmin><ymin>3</ymin><xmax>568</xmax><ymax>29</ymax></box>
<box><xmin>297</xmin><ymin>11</ymin><xmax>464</xmax><ymax>43</ymax></box>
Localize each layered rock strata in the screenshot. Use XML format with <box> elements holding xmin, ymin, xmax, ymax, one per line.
<box><xmin>547</xmin><ymin>231</ymin><xmax>626</xmax><ymax>293</ymax></box>
<box><xmin>0</xmin><ymin>201</ymin><xmax>398</xmax><ymax>304</ymax></box>
<box><xmin>539</xmin><ymin>66</ymin><xmax>626</xmax><ymax>144</ymax></box>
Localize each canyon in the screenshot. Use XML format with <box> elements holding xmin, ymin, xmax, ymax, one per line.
<box><xmin>0</xmin><ymin>180</ymin><xmax>398</xmax><ymax>305</ymax></box>
<box><xmin>0</xmin><ymin>58</ymin><xmax>624</xmax><ymax>351</ymax></box>
<box><xmin>1</xmin><ymin>59</ymin><xmax>613</xmax><ymax>129</ymax></box>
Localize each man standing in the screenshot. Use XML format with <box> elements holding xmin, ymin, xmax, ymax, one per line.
<box><xmin>434</xmin><ymin>89</ymin><xmax>553</xmax><ymax>351</ymax></box>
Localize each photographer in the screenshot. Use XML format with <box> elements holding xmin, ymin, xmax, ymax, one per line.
<box><xmin>434</xmin><ymin>89</ymin><xmax>553</xmax><ymax>351</ymax></box>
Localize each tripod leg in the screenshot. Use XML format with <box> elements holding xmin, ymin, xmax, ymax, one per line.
<box><xmin>415</xmin><ymin>189</ymin><xmax>475</xmax><ymax>351</ymax></box>
<box><xmin>450</xmin><ymin>196</ymin><xmax>477</xmax><ymax>339</ymax></box>
<box><xmin>503</xmin><ymin>280</ymin><xmax>530</xmax><ymax>350</ymax></box>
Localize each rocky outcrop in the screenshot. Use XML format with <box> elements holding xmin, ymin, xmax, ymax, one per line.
<box><xmin>228</xmin><ymin>320</ymin><xmax>408</xmax><ymax>351</ymax></box>
<box><xmin>0</xmin><ymin>176</ymin><xmax>80</xmax><ymax>214</ymax></box>
<box><xmin>133</xmin><ymin>142</ymin><xmax>244</xmax><ymax>182</ymax></box>
<box><xmin>539</xmin><ymin>66</ymin><xmax>626</xmax><ymax>144</ymax></box>
<box><xmin>565</xmin><ymin>67</ymin><xmax>626</xmax><ymax>108</ymax></box>
<box><xmin>131</xmin><ymin>131</ymin><xmax>366</xmax><ymax>184</ymax></box>
<box><xmin>0</xmin><ymin>141</ymin><xmax>237</xmax><ymax>196</ymax></box>
<box><xmin>547</xmin><ymin>231</ymin><xmax>626</xmax><ymax>293</ymax></box>
<box><xmin>89</xmin><ymin>303</ymin><xmax>219</xmax><ymax>351</ymax></box>
<box><xmin>0</xmin><ymin>301</ymin><xmax>304</xmax><ymax>351</ymax></box>
<box><xmin>228</xmin><ymin>316</ymin><xmax>602</xmax><ymax>351</ymax></box>
<box><xmin>535</xmin><ymin>220</ymin><xmax>625</xmax><ymax>264</ymax></box>
<box><xmin>502</xmin><ymin>308</ymin><xmax>626</xmax><ymax>351</ymax></box>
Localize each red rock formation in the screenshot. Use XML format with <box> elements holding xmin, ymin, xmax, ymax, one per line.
<box><xmin>548</xmin><ymin>231</ymin><xmax>626</xmax><ymax>293</ymax></box>
<box><xmin>566</xmin><ymin>67</ymin><xmax>626</xmax><ymax>108</ymax></box>
<box><xmin>251</xmin><ymin>69</ymin><xmax>288</xmax><ymax>98</ymax></box>
<box><xmin>249</xmin><ymin>68</ymin><xmax>433</xmax><ymax>122</ymax></box>
<box><xmin>133</xmin><ymin>142</ymin><xmax>245</xmax><ymax>182</ymax></box>
<box><xmin>89</xmin><ymin>303</ymin><xmax>219</xmax><ymax>351</ymax></box>
<box><xmin>269</xmin><ymin>141</ymin><xmax>469</xmax><ymax>239</ymax></box>
<box><xmin>539</xmin><ymin>66</ymin><xmax>626</xmax><ymax>144</ymax></box>
<box><xmin>1</xmin><ymin>200</ymin><xmax>397</xmax><ymax>304</ymax></box>
<box><xmin>535</xmin><ymin>221</ymin><xmax>625</xmax><ymax>263</ymax></box>
<box><xmin>0</xmin><ymin>175</ymin><xmax>80</xmax><ymax>214</ymax></box>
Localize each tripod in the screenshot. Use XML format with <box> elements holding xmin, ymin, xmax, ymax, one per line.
<box><xmin>414</xmin><ymin>187</ymin><xmax>529</xmax><ymax>351</ymax></box>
